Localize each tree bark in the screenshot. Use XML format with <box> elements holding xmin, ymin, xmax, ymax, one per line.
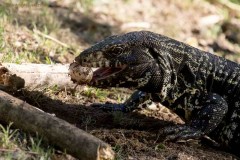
<box><xmin>0</xmin><ymin>90</ymin><xmax>115</xmax><ymax>160</ymax></box>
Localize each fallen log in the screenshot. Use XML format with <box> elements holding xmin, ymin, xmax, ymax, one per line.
<box><xmin>1</xmin><ymin>63</ymin><xmax>75</xmax><ymax>89</ymax></box>
<box><xmin>0</xmin><ymin>90</ymin><xmax>115</xmax><ymax>160</ymax></box>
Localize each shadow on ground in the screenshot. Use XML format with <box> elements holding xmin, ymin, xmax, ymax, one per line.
<box><xmin>13</xmin><ymin>89</ymin><xmax>170</xmax><ymax>132</ymax></box>
<box><xmin>10</xmin><ymin>89</ymin><xmax>237</xmax><ymax>159</ymax></box>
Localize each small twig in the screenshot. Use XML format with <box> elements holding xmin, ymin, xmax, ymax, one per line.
<box><xmin>73</xmin><ymin>84</ymin><xmax>79</xmax><ymax>90</ymax></box>
<box><xmin>33</xmin><ymin>29</ymin><xmax>69</xmax><ymax>48</ymax></box>
<box><xmin>220</xmin><ymin>0</ymin><xmax>240</xmax><ymax>12</ymax></box>
<box><xmin>212</xmin><ymin>0</ymin><xmax>240</xmax><ymax>16</ymax></box>
<box><xmin>0</xmin><ymin>148</ymin><xmax>39</xmax><ymax>155</ymax></box>
<box><xmin>0</xmin><ymin>148</ymin><xmax>16</xmax><ymax>152</ymax></box>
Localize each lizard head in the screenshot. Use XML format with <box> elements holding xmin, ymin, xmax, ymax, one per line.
<box><xmin>74</xmin><ymin>31</ymin><xmax>177</xmax><ymax>97</ymax></box>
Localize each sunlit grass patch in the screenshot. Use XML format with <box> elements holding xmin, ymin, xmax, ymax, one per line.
<box><xmin>0</xmin><ymin>123</ymin><xmax>54</xmax><ymax>159</ymax></box>
<box><xmin>0</xmin><ymin>1</ymin><xmax>79</xmax><ymax>64</ymax></box>
<box><xmin>83</xmin><ymin>87</ymin><xmax>110</xmax><ymax>102</ymax></box>
<box><xmin>0</xmin><ymin>23</ymin><xmax>76</xmax><ymax>64</ymax></box>
<box><xmin>0</xmin><ymin>123</ymin><xmax>18</xmax><ymax>149</ymax></box>
<box><xmin>28</xmin><ymin>135</ymin><xmax>54</xmax><ymax>159</ymax></box>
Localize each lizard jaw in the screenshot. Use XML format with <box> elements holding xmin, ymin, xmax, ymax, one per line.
<box><xmin>69</xmin><ymin>60</ymin><xmax>127</xmax><ymax>86</ymax></box>
<box><xmin>91</xmin><ymin>64</ymin><xmax>127</xmax><ymax>82</ymax></box>
<box><xmin>79</xmin><ymin>58</ymin><xmax>128</xmax><ymax>82</ymax></box>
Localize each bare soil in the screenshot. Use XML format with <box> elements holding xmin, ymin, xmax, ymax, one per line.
<box><xmin>3</xmin><ymin>0</ymin><xmax>240</xmax><ymax>159</ymax></box>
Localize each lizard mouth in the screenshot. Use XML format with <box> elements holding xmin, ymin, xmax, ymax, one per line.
<box><xmin>69</xmin><ymin>59</ymin><xmax>127</xmax><ymax>85</ymax></box>
<box><xmin>92</xmin><ymin>65</ymin><xmax>127</xmax><ymax>81</ymax></box>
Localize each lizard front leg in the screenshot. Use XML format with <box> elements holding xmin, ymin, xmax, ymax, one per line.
<box><xmin>160</xmin><ymin>93</ymin><xmax>228</xmax><ymax>141</ymax></box>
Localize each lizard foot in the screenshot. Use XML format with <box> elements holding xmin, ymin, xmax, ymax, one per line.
<box><xmin>90</xmin><ymin>103</ymin><xmax>127</xmax><ymax>112</ymax></box>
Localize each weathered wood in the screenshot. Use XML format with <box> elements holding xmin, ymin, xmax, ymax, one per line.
<box><xmin>0</xmin><ymin>90</ymin><xmax>115</xmax><ymax>160</ymax></box>
<box><xmin>1</xmin><ymin>63</ymin><xmax>75</xmax><ymax>89</ymax></box>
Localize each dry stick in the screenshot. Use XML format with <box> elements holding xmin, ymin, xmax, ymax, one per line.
<box><xmin>0</xmin><ymin>90</ymin><xmax>115</xmax><ymax>160</ymax></box>
<box><xmin>211</xmin><ymin>0</ymin><xmax>240</xmax><ymax>17</ymax></box>
<box><xmin>0</xmin><ymin>148</ymin><xmax>39</xmax><ymax>156</ymax></box>
<box><xmin>33</xmin><ymin>29</ymin><xmax>69</xmax><ymax>48</ymax></box>
<box><xmin>220</xmin><ymin>0</ymin><xmax>240</xmax><ymax>13</ymax></box>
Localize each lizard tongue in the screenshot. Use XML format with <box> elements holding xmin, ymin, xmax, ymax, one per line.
<box><xmin>93</xmin><ymin>67</ymin><xmax>121</xmax><ymax>79</ymax></box>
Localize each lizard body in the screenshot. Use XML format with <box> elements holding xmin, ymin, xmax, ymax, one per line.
<box><xmin>73</xmin><ymin>31</ymin><xmax>240</xmax><ymax>156</ymax></box>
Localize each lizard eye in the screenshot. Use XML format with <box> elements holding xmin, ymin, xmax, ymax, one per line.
<box><xmin>107</xmin><ymin>46</ymin><xmax>123</xmax><ymax>56</ymax></box>
<box><xmin>115</xmin><ymin>47</ymin><xmax>123</xmax><ymax>53</ymax></box>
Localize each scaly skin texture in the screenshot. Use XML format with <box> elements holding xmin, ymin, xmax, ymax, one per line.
<box><xmin>74</xmin><ymin>31</ymin><xmax>240</xmax><ymax>157</ymax></box>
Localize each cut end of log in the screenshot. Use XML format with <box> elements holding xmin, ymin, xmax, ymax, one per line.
<box><xmin>98</xmin><ymin>145</ymin><xmax>115</xmax><ymax>160</ymax></box>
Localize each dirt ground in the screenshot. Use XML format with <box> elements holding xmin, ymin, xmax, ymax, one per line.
<box><xmin>15</xmin><ymin>87</ymin><xmax>238</xmax><ymax>160</ymax></box>
<box><xmin>2</xmin><ymin>0</ymin><xmax>240</xmax><ymax>159</ymax></box>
